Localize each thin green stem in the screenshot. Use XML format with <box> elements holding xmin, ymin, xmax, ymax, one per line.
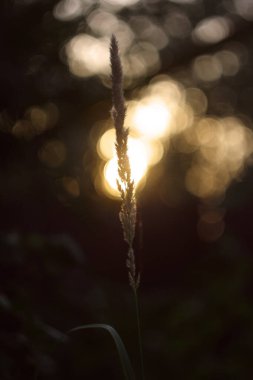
<box><xmin>133</xmin><ymin>289</ymin><xmax>145</xmax><ymax>380</ymax></box>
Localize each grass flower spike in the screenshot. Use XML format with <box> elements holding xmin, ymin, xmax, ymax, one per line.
<box><xmin>110</xmin><ymin>35</ymin><xmax>140</xmax><ymax>291</ymax></box>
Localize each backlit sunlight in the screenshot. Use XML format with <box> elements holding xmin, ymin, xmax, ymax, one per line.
<box><xmin>132</xmin><ymin>98</ymin><xmax>171</xmax><ymax>139</ymax></box>
<box><xmin>103</xmin><ymin>137</ymin><xmax>148</xmax><ymax>197</ymax></box>
<box><xmin>95</xmin><ymin>74</ymin><xmax>253</xmax><ymax>200</ymax></box>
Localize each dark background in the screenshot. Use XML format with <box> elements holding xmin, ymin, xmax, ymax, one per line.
<box><xmin>1</xmin><ymin>0</ymin><xmax>253</xmax><ymax>379</ymax></box>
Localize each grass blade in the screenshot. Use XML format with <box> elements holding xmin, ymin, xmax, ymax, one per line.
<box><xmin>68</xmin><ymin>323</ymin><xmax>135</xmax><ymax>380</ymax></box>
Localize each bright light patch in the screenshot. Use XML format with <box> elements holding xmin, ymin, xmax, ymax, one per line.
<box><xmin>132</xmin><ymin>99</ymin><xmax>171</xmax><ymax>139</ymax></box>
<box><xmin>184</xmin><ymin>116</ymin><xmax>253</xmax><ymax>199</ymax></box>
<box><xmin>144</xmin><ymin>139</ymin><xmax>164</xmax><ymax>165</ymax></box>
<box><xmin>101</xmin><ymin>0</ymin><xmax>140</xmax><ymax>7</ymax></box>
<box><xmin>53</xmin><ymin>0</ymin><xmax>83</xmax><ymax>21</ymax></box>
<box><xmin>96</xmin><ymin>76</ymin><xmax>188</xmax><ymax>198</ymax></box>
<box><xmin>87</xmin><ymin>10</ymin><xmax>118</xmax><ymax>36</ymax></box>
<box><xmin>192</xmin><ymin>16</ymin><xmax>232</xmax><ymax>45</ymax></box>
<box><xmin>97</xmin><ymin>128</ymin><xmax>115</xmax><ymax>160</ymax></box>
<box><xmin>103</xmin><ymin>137</ymin><xmax>148</xmax><ymax>197</ymax></box>
<box><xmin>66</xmin><ymin>34</ymin><xmax>109</xmax><ymax>77</ymax></box>
<box><xmin>97</xmin><ymin>128</ymin><xmax>164</xmax><ymax>166</ymax></box>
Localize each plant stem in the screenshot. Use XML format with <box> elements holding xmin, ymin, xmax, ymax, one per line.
<box><xmin>133</xmin><ymin>289</ymin><xmax>145</xmax><ymax>380</ymax></box>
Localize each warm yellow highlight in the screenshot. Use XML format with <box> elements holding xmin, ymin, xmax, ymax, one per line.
<box><xmin>97</xmin><ymin>128</ymin><xmax>116</xmax><ymax>160</ymax></box>
<box><xmin>132</xmin><ymin>98</ymin><xmax>171</xmax><ymax>139</ymax></box>
<box><xmin>185</xmin><ymin>117</ymin><xmax>253</xmax><ymax>198</ymax></box>
<box><xmin>97</xmin><ymin>126</ymin><xmax>165</xmax><ymax>197</ymax></box>
<box><xmin>66</xmin><ymin>34</ymin><xmax>109</xmax><ymax>77</ymax></box>
<box><xmin>103</xmin><ymin>137</ymin><xmax>148</xmax><ymax>196</ymax></box>
<box><xmin>143</xmin><ymin>139</ymin><xmax>164</xmax><ymax>165</ymax></box>
<box><xmin>98</xmin><ymin>127</ymin><xmax>164</xmax><ymax>164</ymax></box>
<box><xmin>97</xmin><ymin>75</ymin><xmax>189</xmax><ymax>198</ymax></box>
<box><xmin>96</xmin><ymin>73</ymin><xmax>253</xmax><ymax>201</ymax></box>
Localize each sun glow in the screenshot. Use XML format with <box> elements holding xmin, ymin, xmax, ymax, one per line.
<box><xmin>95</xmin><ymin>75</ymin><xmax>190</xmax><ymax>198</ymax></box>
<box><xmin>96</xmin><ymin>125</ymin><xmax>166</xmax><ymax>197</ymax></box>
<box><xmin>132</xmin><ymin>98</ymin><xmax>171</xmax><ymax>139</ymax></box>
<box><xmin>92</xmin><ymin>64</ymin><xmax>253</xmax><ymax>202</ymax></box>
<box><xmin>103</xmin><ymin>137</ymin><xmax>148</xmax><ymax>197</ymax></box>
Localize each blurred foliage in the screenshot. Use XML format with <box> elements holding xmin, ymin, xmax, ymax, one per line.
<box><xmin>0</xmin><ymin>233</ymin><xmax>83</xmax><ymax>379</ymax></box>
<box><xmin>1</xmin><ymin>0</ymin><xmax>253</xmax><ymax>379</ymax></box>
<box><xmin>142</xmin><ymin>236</ymin><xmax>253</xmax><ymax>379</ymax></box>
<box><xmin>2</xmin><ymin>233</ymin><xmax>253</xmax><ymax>379</ymax></box>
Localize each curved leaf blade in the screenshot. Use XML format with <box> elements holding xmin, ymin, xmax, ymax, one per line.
<box><xmin>68</xmin><ymin>323</ymin><xmax>135</xmax><ymax>380</ymax></box>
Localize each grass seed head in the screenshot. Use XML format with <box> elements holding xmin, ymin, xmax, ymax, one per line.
<box><xmin>110</xmin><ymin>35</ymin><xmax>139</xmax><ymax>291</ymax></box>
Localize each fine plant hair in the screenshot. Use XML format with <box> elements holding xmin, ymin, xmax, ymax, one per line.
<box><xmin>39</xmin><ymin>36</ymin><xmax>143</xmax><ymax>380</ymax></box>
<box><xmin>110</xmin><ymin>34</ymin><xmax>140</xmax><ymax>291</ymax></box>
<box><xmin>110</xmin><ymin>35</ymin><xmax>144</xmax><ymax>380</ymax></box>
